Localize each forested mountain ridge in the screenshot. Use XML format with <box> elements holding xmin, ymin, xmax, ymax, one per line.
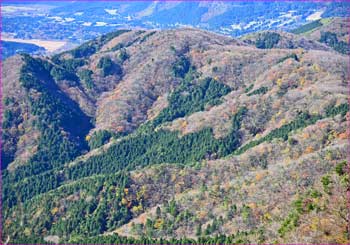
<box><xmin>291</xmin><ymin>17</ymin><xmax>350</xmax><ymax>54</ymax></box>
<box><xmin>240</xmin><ymin>17</ymin><xmax>349</xmax><ymax>54</ymax></box>
<box><xmin>1</xmin><ymin>25</ymin><xmax>349</xmax><ymax>244</ymax></box>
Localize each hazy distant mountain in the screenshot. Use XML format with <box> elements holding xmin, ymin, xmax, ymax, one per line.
<box><xmin>2</xmin><ymin>1</ymin><xmax>350</xmax><ymax>43</ymax></box>
<box><xmin>1</xmin><ymin>40</ymin><xmax>45</xmax><ymax>59</ymax></box>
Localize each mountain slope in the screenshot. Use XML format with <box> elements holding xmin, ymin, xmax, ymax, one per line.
<box><xmin>290</xmin><ymin>17</ymin><xmax>350</xmax><ymax>54</ymax></box>
<box><xmin>292</xmin><ymin>17</ymin><xmax>349</xmax><ymax>42</ymax></box>
<box><xmin>1</xmin><ymin>26</ymin><xmax>349</xmax><ymax>244</ymax></box>
<box><xmin>240</xmin><ymin>30</ymin><xmax>331</xmax><ymax>51</ymax></box>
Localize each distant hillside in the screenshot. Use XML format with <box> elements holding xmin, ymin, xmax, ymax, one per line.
<box><xmin>1</xmin><ymin>40</ymin><xmax>45</xmax><ymax>60</ymax></box>
<box><xmin>241</xmin><ymin>18</ymin><xmax>350</xmax><ymax>55</ymax></box>
<box><xmin>290</xmin><ymin>17</ymin><xmax>350</xmax><ymax>54</ymax></box>
<box><xmin>2</xmin><ymin>25</ymin><xmax>349</xmax><ymax>244</ymax></box>
<box><xmin>240</xmin><ymin>30</ymin><xmax>331</xmax><ymax>51</ymax></box>
<box><xmin>2</xmin><ymin>1</ymin><xmax>350</xmax><ymax>42</ymax></box>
